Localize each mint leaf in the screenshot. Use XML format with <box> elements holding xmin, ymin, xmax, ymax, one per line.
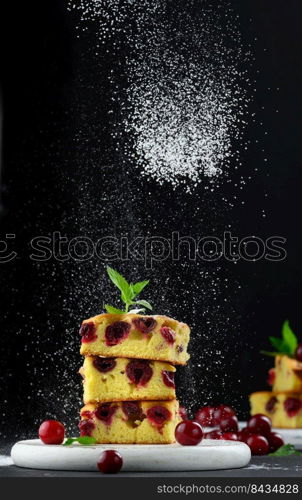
<box><xmin>282</xmin><ymin>320</ymin><xmax>298</xmax><ymax>355</ymax></box>
<box><xmin>129</xmin><ymin>284</ymin><xmax>136</xmax><ymax>301</ymax></box>
<box><xmin>63</xmin><ymin>438</ymin><xmax>74</xmax><ymax>446</ymax></box>
<box><xmin>63</xmin><ymin>436</ymin><xmax>97</xmax><ymax>446</ymax></box>
<box><xmin>268</xmin><ymin>444</ymin><xmax>301</xmax><ymax>457</ymax></box>
<box><xmin>132</xmin><ymin>280</ymin><xmax>149</xmax><ymax>296</ymax></box>
<box><xmin>269</xmin><ymin>336</ymin><xmax>284</xmax><ymax>351</ymax></box>
<box><xmin>134</xmin><ymin>299</ymin><xmax>153</xmax><ymax>310</ymax></box>
<box><xmin>107</xmin><ymin>267</ymin><xmax>131</xmax><ymax>302</ymax></box>
<box><xmin>77</xmin><ymin>436</ymin><xmax>97</xmax><ymax>445</ymax></box>
<box><xmin>121</xmin><ymin>291</ymin><xmax>132</xmax><ymax>305</ymax></box>
<box><xmin>128</xmin><ymin>308</ymin><xmax>146</xmax><ymax>314</ymax></box>
<box><xmin>105</xmin><ymin>267</ymin><xmax>152</xmax><ymax>313</ymax></box>
<box><xmin>262</xmin><ymin>321</ymin><xmax>299</xmax><ymax>358</ymax></box>
<box><xmin>260</xmin><ymin>350</ymin><xmax>283</xmax><ymax>357</ymax></box>
<box><xmin>105</xmin><ymin>304</ymin><xmax>125</xmax><ymax>314</ymax></box>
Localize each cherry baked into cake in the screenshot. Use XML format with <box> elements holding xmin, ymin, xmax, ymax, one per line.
<box><xmin>79</xmin><ymin>400</ymin><xmax>181</xmax><ymax>444</ymax></box>
<box><xmin>249</xmin><ymin>391</ymin><xmax>302</xmax><ymax>428</ymax></box>
<box><xmin>80</xmin><ymin>356</ymin><xmax>176</xmax><ymax>404</ymax></box>
<box><xmin>80</xmin><ymin>313</ymin><xmax>190</xmax><ymax>365</ymax></box>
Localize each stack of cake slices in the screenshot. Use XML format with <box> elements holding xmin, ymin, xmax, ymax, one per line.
<box><xmin>78</xmin><ymin>313</ymin><xmax>190</xmax><ymax>443</ymax></box>
<box><xmin>250</xmin><ymin>355</ymin><xmax>302</xmax><ymax>428</ymax></box>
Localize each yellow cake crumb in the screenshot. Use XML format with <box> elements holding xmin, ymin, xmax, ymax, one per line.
<box><xmin>272</xmin><ymin>355</ymin><xmax>302</xmax><ymax>393</ymax></box>
<box><xmin>80</xmin><ymin>356</ymin><xmax>176</xmax><ymax>404</ymax></box>
<box><xmin>79</xmin><ymin>400</ymin><xmax>181</xmax><ymax>444</ymax></box>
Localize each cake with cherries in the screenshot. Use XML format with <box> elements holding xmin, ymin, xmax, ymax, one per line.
<box><xmin>78</xmin><ymin>268</ymin><xmax>191</xmax><ymax>444</ymax></box>
<box><xmin>79</xmin><ymin>400</ymin><xmax>181</xmax><ymax>444</ymax></box>
<box><xmin>79</xmin><ymin>313</ymin><xmax>190</xmax><ymax>365</ymax></box>
<box><xmin>250</xmin><ymin>321</ymin><xmax>302</xmax><ymax>428</ymax></box>
<box><xmin>249</xmin><ymin>391</ymin><xmax>302</xmax><ymax>428</ymax></box>
<box><xmin>80</xmin><ymin>356</ymin><xmax>176</xmax><ymax>404</ymax></box>
<box><xmin>270</xmin><ymin>355</ymin><xmax>302</xmax><ymax>393</ymax></box>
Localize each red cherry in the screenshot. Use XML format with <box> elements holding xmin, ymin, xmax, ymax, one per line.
<box><xmin>295</xmin><ymin>343</ymin><xmax>302</xmax><ymax>362</ymax></box>
<box><xmin>175</xmin><ymin>420</ymin><xmax>203</xmax><ymax>446</ymax></box>
<box><xmin>79</xmin><ymin>322</ymin><xmax>97</xmax><ymax>343</ymax></box>
<box><xmin>204</xmin><ymin>430</ymin><xmax>222</xmax><ymax>439</ymax></box>
<box><xmin>162</xmin><ymin>370</ymin><xmax>175</xmax><ymax>388</ymax></box>
<box><xmin>79</xmin><ymin>419</ymin><xmax>95</xmax><ymax>437</ymax></box>
<box><xmin>122</xmin><ymin>402</ymin><xmax>144</xmax><ymax>424</ymax></box>
<box><xmin>132</xmin><ymin>317</ymin><xmax>157</xmax><ymax>334</ymax></box>
<box><xmin>195</xmin><ymin>406</ymin><xmax>215</xmax><ymax>426</ymax></box>
<box><xmin>126</xmin><ymin>359</ymin><xmax>153</xmax><ymax>386</ymax></box>
<box><xmin>265</xmin><ymin>396</ymin><xmax>278</xmax><ymax>414</ymax></box>
<box><xmin>105</xmin><ymin>321</ymin><xmax>131</xmax><ymax>346</ymax></box>
<box><xmin>220</xmin><ymin>415</ymin><xmax>238</xmax><ymax>432</ymax></box>
<box><xmin>247</xmin><ymin>414</ymin><xmax>272</xmax><ymax>436</ymax></box>
<box><xmin>284</xmin><ymin>397</ymin><xmax>302</xmax><ymax>417</ymax></box>
<box><xmin>267</xmin><ymin>368</ymin><xmax>276</xmax><ymax>386</ymax></box>
<box><xmin>95</xmin><ymin>403</ymin><xmax>117</xmax><ymax>425</ymax></box>
<box><xmin>147</xmin><ymin>406</ymin><xmax>171</xmax><ymax>427</ymax></box>
<box><xmin>93</xmin><ymin>357</ymin><xmax>116</xmax><ymax>373</ymax></box>
<box><xmin>266</xmin><ymin>432</ymin><xmax>284</xmax><ymax>453</ymax></box>
<box><xmin>39</xmin><ymin>420</ymin><xmax>65</xmax><ymax>445</ymax></box>
<box><xmin>213</xmin><ymin>405</ymin><xmax>236</xmax><ymax>424</ymax></box>
<box><xmin>97</xmin><ymin>450</ymin><xmax>123</xmax><ymax>474</ymax></box>
<box><xmin>237</xmin><ymin>427</ymin><xmax>254</xmax><ymax>442</ymax></box>
<box><xmin>179</xmin><ymin>406</ymin><xmax>188</xmax><ymax>420</ymax></box>
<box><xmin>160</xmin><ymin>326</ymin><xmax>176</xmax><ymax>344</ymax></box>
<box><xmin>221</xmin><ymin>432</ymin><xmax>238</xmax><ymax>441</ymax></box>
<box><xmin>246</xmin><ymin>434</ymin><xmax>269</xmax><ymax>455</ymax></box>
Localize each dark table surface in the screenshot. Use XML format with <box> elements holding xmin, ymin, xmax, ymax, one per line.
<box><xmin>1</xmin><ymin>441</ymin><xmax>302</xmax><ymax>477</ymax></box>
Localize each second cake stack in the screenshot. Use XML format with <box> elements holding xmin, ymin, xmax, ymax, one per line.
<box><xmin>78</xmin><ymin>312</ymin><xmax>190</xmax><ymax>443</ymax></box>
<box><xmin>250</xmin><ymin>354</ymin><xmax>302</xmax><ymax>428</ymax></box>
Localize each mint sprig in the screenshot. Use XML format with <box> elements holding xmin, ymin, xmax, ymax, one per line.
<box><xmin>268</xmin><ymin>444</ymin><xmax>301</xmax><ymax>457</ymax></box>
<box><xmin>261</xmin><ymin>320</ymin><xmax>298</xmax><ymax>358</ymax></box>
<box><xmin>63</xmin><ymin>436</ymin><xmax>97</xmax><ymax>446</ymax></box>
<box><xmin>105</xmin><ymin>267</ymin><xmax>152</xmax><ymax>314</ymax></box>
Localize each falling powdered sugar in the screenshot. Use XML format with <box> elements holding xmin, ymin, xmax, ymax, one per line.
<box><xmin>68</xmin><ymin>0</ymin><xmax>252</xmax><ymax>192</ymax></box>
<box><xmin>127</xmin><ymin>76</ymin><xmax>240</xmax><ymax>187</ymax></box>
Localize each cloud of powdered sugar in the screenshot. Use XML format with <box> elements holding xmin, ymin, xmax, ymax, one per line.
<box><xmin>67</xmin><ymin>0</ymin><xmax>252</xmax><ymax>192</ymax></box>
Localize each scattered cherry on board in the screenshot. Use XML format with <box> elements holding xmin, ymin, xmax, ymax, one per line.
<box><xmin>175</xmin><ymin>420</ymin><xmax>203</xmax><ymax>446</ymax></box>
<box><xmin>220</xmin><ymin>415</ymin><xmax>239</xmax><ymax>432</ymax></box>
<box><xmin>245</xmin><ymin>434</ymin><xmax>269</xmax><ymax>455</ymax></box>
<box><xmin>191</xmin><ymin>404</ymin><xmax>286</xmax><ymax>455</ymax></box>
<box><xmin>194</xmin><ymin>406</ymin><xmax>215</xmax><ymax>426</ymax></box>
<box><xmin>97</xmin><ymin>450</ymin><xmax>123</xmax><ymax>474</ymax></box>
<box><xmin>212</xmin><ymin>405</ymin><xmax>235</xmax><ymax>425</ymax></box>
<box><xmin>204</xmin><ymin>430</ymin><xmax>222</xmax><ymax>440</ymax></box>
<box><xmin>38</xmin><ymin>420</ymin><xmax>65</xmax><ymax>445</ymax></box>
<box><xmin>237</xmin><ymin>427</ymin><xmax>254</xmax><ymax>442</ymax></box>
<box><xmin>246</xmin><ymin>414</ymin><xmax>272</xmax><ymax>436</ymax></box>
<box><xmin>266</xmin><ymin>432</ymin><xmax>284</xmax><ymax>453</ymax></box>
<box><xmin>221</xmin><ymin>432</ymin><xmax>238</xmax><ymax>441</ymax></box>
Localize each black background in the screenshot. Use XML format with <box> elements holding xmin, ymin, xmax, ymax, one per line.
<box><xmin>0</xmin><ymin>0</ymin><xmax>302</xmax><ymax>440</ymax></box>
